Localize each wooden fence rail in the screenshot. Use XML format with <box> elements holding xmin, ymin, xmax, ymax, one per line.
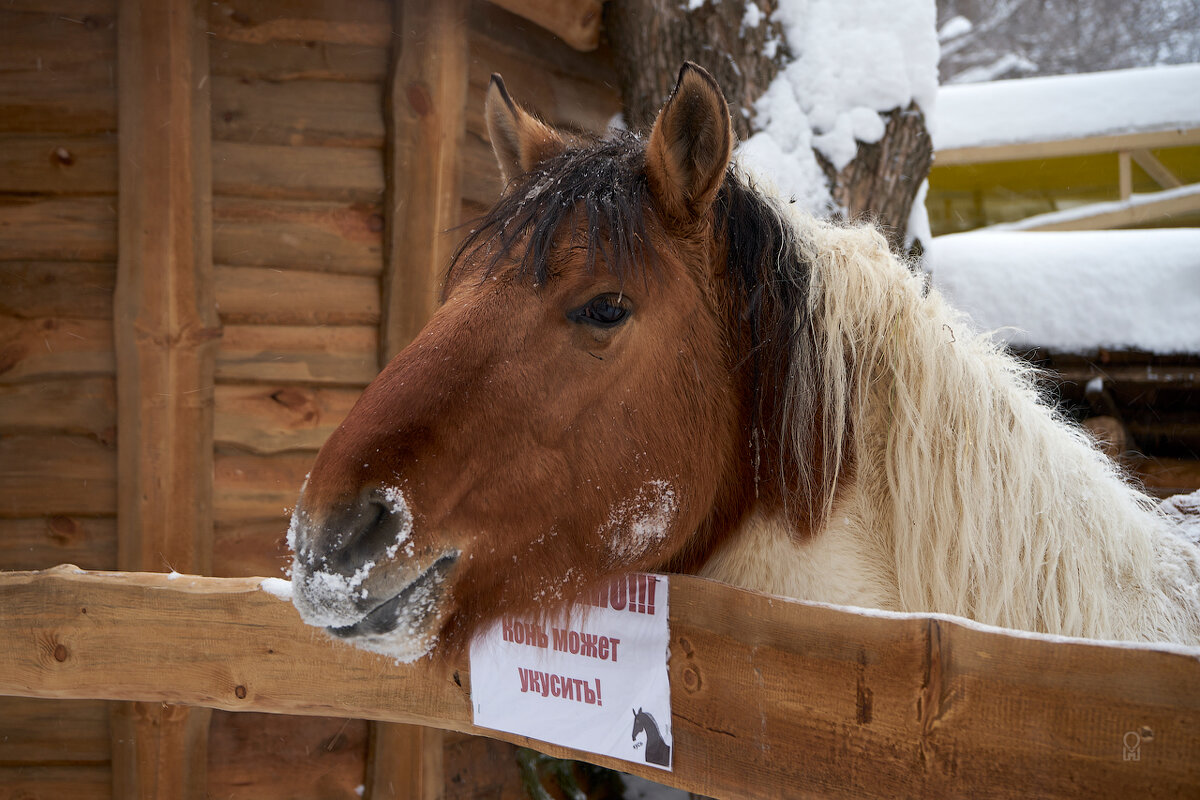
<box><xmin>1</xmin><ymin>566</ymin><xmax>1198</xmax><ymax>799</ymax></box>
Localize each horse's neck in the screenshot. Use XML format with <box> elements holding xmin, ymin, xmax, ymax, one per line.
<box><xmin>636</xmin><ymin>714</ymin><xmax>661</xmax><ymax>743</ymax></box>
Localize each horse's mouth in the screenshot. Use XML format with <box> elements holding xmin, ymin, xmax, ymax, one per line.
<box><xmin>323</xmin><ymin>553</ymin><xmax>458</xmax><ymax>661</ymax></box>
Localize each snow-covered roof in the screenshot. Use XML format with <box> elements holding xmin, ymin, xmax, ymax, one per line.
<box><xmin>927</xmin><ymin>229</ymin><xmax>1200</xmax><ymax>354</ymax></box>
<box><xmin>934</xmin><ymin>63</ymin><xmax>1200</xmax><ymax>152</ymax></box>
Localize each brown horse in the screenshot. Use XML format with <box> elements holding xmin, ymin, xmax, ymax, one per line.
<box><xmin>289</xmin><ymin>64</ymin><xmax>1200</xmax><ymax>661</ymax></box>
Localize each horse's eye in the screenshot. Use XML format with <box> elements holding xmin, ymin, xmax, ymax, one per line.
<box><xmin>568</xmin><ymin>294</ymin><xmax>630</xmax><ymax>328</ymax></box>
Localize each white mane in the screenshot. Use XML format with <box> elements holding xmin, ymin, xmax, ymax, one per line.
<box><xmin>702</xmin><ymin>206</ymin><xmax>1200</xmax><ymax>645</ymax></box>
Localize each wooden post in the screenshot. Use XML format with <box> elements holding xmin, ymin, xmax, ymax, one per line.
<box><xmin>371</xmin><ymin>0</ymin><xmax>469</xmax><ymax>796</ymax></box>
<box><xmin>1118</xmin><ymin>150</ymin><xmax>1132</xmax><ymax>200</ymax></box>
<box><xmin>380</xmin><ymin>0</ymin><xmax>469</xmax><ymax>361</ymax></box>
<box><xmin>114</xmin><ymin>0</ymin><xmax>218</xmax><ymax>796</ymax></box>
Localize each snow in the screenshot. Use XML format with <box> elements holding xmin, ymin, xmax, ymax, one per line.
<box><xmin>927</xmin><ymin>229</ymin><xmax>1200</xmax><ymax>354</ymax></box>
<box><xmin>606</xmin><ymin>480</ymin><xmax>679</xmax><ymax>563</ymax></box>
<box><xmin>937</xmin><ymin>15</ymin><xmax>972</xmax><ymax>41</ymax></box>
<box><xmin>983</xmin><ymin>184</ymin><xmax>1200</xmax><ymax>232</ymax></box>
<box><xmin>735</xmin><ymin>0</ymin><xmax>939</xmax><ymax>214</ymax></box>
<box><xmin>934</xmin><ymin>62</ymin><xmax>1200</xmax><ymax>151</ymax></box>
<box><xmin>259</xmin><ymin>578</ymin><xmax>294</xmax><ymax>601</ymax></box>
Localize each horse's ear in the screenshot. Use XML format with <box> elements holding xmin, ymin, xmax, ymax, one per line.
<box><xmin>645</xmin><ymin>62</ymin><xmax>734</xmax><ymax>225</ymax></box>
<box><xmin>486</xmin><ymin>73</ymin><xmax>566</xmax><ymax>185</ymax></box>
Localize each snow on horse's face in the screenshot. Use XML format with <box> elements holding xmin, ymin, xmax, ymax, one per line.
<box><xmin>288</xmin><ymin>65</ymin><xmax>754</xmax><ymax>661</ymax></box>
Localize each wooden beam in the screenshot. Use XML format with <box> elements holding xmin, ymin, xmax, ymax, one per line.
<box><xmin>485</xmin><ymin>0</ymin><xmax>602</xmax><ymax>51</ymax></box>
<box><xmin>114</xmin><ymin>0</ymin><xmax>217</xmax><ymax>796</ymax></box>
<box><xmin>2</xmin><ymin>568</ymin><xmax>1199</xmax><ymax>800</ymax></box>
<box><xmin>380</xmin><ymin>0</ymin><xmax>469</xmax><ymax>361</ymax></box>
<box><xmin>1130</xmin><ymin>148</ymin><xmax>1183</xmax><ymax>190</ymax></box>
<box><xmin>934</xmin><ymin>127</ymin><xmax>1200</xmax><ymax>166</ymax></box>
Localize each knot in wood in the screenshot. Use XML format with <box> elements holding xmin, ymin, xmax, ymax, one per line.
<box><xmin>234</xmin><ymin>685</ymin><xmax>247</xmax><ymax>699</ymax></box>
<box><xmin>406</xmin><ymin>82</ymin><xmax>433</xmax><ymax>117</ymax></box>
<box><xmin>53</xmin><ymin>644</ymin><xmax>68</xmax><ymax>662</ymax></box>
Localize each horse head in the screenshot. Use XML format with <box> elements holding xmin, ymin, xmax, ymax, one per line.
<box><xmin>288</xmin><ymin>63</ymin><xmax>819</xmax><ymax>661</ymax></box>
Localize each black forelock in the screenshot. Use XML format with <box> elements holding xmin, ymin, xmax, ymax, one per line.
<box><xmin>446</xmin><ymin>130</ymin><xmax>655</xmax><ymax>291</ymax></box>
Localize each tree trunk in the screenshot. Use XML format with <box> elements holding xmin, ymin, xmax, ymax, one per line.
<box><xmin>605</xmin><ymin>0</ymin><xmax>934</xmax><ymax>256</ymax></box>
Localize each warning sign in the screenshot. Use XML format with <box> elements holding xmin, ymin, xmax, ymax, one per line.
<box><xmin>470</xmin><ymin>574</ymin><xmax>672</xmax><ymax>771</ymax></box>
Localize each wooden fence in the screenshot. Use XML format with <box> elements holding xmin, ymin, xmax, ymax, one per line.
<box><xmin>2</xmin><ymin>566</ymin><xmax>1198</xmax><ymax>799</ymax></box>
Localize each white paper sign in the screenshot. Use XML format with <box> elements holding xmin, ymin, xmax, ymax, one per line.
<box><xmin>470</xmin><ymin>574</ymin><xmax>672</xmax><ymax>771</ymax></box>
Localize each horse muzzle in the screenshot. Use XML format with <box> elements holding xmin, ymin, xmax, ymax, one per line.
<box><xmin>288</xmin><ymin>487</ymin><xmax>461</xmax><ymax>662</ymax></box>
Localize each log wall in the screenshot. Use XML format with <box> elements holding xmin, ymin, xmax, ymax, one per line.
<box><xmin>0</xmin><ymin>0</ymin><xmax>618</xmax><ymax>798</ymax></box>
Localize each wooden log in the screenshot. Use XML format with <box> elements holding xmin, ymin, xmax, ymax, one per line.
<box><xmin>0</xmin><ymin>262</ymin><xmax>115</xmax><ymax>320</ymax></box>
<box><xmin>0</xmin><ymin>697</ymin><xmax>111</xmax><ymax>764</ymax></box>
<box><xmin>1</xmin><ymin>0</ymin><xmax>115</xmax><ymax>13</ymax></box>
<box><xmin>207</xmin><ymin>711</ymin><xmax>369</xmax><ymax>800</ymax></box>
<box><xmin>465</xmin><ymin>30</ymin><xmax>621</xmax><ymax>136</ymax></box>
<box><xmin>0</xmin><ymin>516</ymin><xmax>117</xmax><ymax>572</ymax></box>
<box><xmin>381</xmin><ymin>0</ymin><xmax>468</xmax><ymax>359</ymax></box>
<box><xmin>0</xmin><ymin>197</ymin><xmax>117</xmax><ymax>261</ymax></box>
<box><xmin>2</xmin><ymin>568</ymin><xmax>1199</xmax><ymax>799</ymax></box>
<box><xmin>213</xmin><ymin>518</ymin><xmax>290</xmax><ymax>579</ymax></box>
<box><xmin>210</xmin><ymin>39</ymin><xmax>388</xmax><ymax>83</ymax></box>
<box><xmin>461</xmin><ymin>130</ymin><xmax>505</xmax><ymax>208</ymax></box>
<box><xmin>211</xmin><ymin>76</ymin><xmax>385</xmax><ymax>148</ymax></box>
<box><xmin>485</xmin><ymin>0</ymin><xmax>602</xmax><ymax>52</ymax></box>
<box><xmin>212</xmin><ymin>142</ymin><xmax>384</xmax><ymax>203</ymax></box>
<box><xmin>0</xmin><ymin>8</ymin><xmax>117</xmax><ymax>136</ymax></box>
<box><xmin>217</xmin><ymin>325</ymin><xmax>378</xmax><ymax>385</ymax></box>
<box><xmin>213</xmin><ymin>198</ymin><xmax>383</xmax><ymax>275</ymax></box>
<box><xmin>0</xmin><ymin>316</ymin><xmax>114</xmax><ymax>385</ymax></box>
<box><xmin>0</xmin><ymin>435</ymin><xmax>116</xmax><ymax>518</ymax></box>
<box><xmin>367</xmin><ymin>723</ymin><xmax>443</xmax><ymax>800</ymax></box>
<box><xmin>469</xmin><ymin>0</ymin><xmax>614</xmax><ymax>83</ymax></box>
<box><xmin>0</xmin><ymin>765</ymin><xmax>111</xmax><ymax>800</ymax></box>
<box><xmin>0</xmin><ymin>135</ymin><xmax>118</xmax><ymax>194</ymax></box>
<box><xmin>214</xmin><ymin>383</ymin><xmax>359</xmax><ymax>454</ymax></box>
<box><xmin>207</xmin><ymin>0</ymin><xmax>391</xmax><ymax>46</ymax></box>
<box><xmin>115</xmin><ymin>0</ymin><xmax>216</xmax><ymax>794</ymax></box>
<box><xmin>214</xmin><ymin>266</ymin><xmax>380</xmax><ymax>326</ymax></box>
<box><xmin>443</xmin><ymin>735</ymin><xmax>527</xmax><ymax>800</ymax></box>
<box><xmin>0</xmin><ymin>377</ymin><xmax>116</xmax><ymax>442</ymax></box>
<box><xmin>213</xmin><ymin>450</ymin><xmax>314</xmax><ymax>523</ymax></box>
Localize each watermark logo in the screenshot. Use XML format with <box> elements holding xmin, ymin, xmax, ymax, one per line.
<box><xmin>1123</xmin><ymin>726</ymin><xmax>1154</xmax><ymax>762</ymax></box>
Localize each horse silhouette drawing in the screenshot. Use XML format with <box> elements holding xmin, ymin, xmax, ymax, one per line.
<box><xmin>632</xmin><ymin>707</ymin><xmax>671</xmax><ymax>767</ymax></box>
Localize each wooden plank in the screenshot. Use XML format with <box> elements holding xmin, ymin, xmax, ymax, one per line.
<box><xmin>1133</xmin><ymin>457</ymin><xmax>1200</xmax><ymax>496</ymax></box>
<box><xmin>381</xmin><ymin>0</ymin><xmax>468</xmax><ymax>360</ymax></box>
<box><xmin>213</xmin><ymin>142</ymin><xmax>384</xmax><ymax>202</ymax></box>
<box><xmin>1016</xmin><ymin>188</ymin><xmax>1200</xmax><ymax>231</ymax></box>
<box><xmin>214</xmin><ymin>383</ymin><xmax>359</xmax><ymax>454</ymax></box>
<box><xmin>214</xmin><ymin>266</ymin><xmax>380</xmax><ymax>325</ymax></box>
<box><xmin>213</xmin><ymin>450</ymin><xmax>315</xmax><ymax>523</ymax></box>
<box><xmin>443</xmin><ymin>736</ymin><xmax>527</xmax><ymax>800</ymax></box>
<box><xmin>0</xmin><ymin>262</ymin><xmax>115</xmax><ymax>321</ymax></box>
<box><xmin>210</xmin><ymin>39</ymin><xmax>388</xmax><ymax>83</ymax></box>
<box><xmin>206</xmin><ymin>711</ymin><xmax>369</xmax><ymax>800</ymax></box>
<box><xmin>0</xmin><ymin>696</ymin><xmax>111</xmax><ymax>763</ymax></box>
<box><xmin>0</xmin><ymin>516</ymin><xmax>117</xmax><ymax>572</ymax></box>
<box><xmin>0</xmin><ymin>316</ymin><xmax>113</xmax><ymax>385</ymax></box>
<box><xmin>0</xmin><ymin>377</ymin><xmax>116</xmax><ymax>441</ymax></box>
<box><xmin>207</xmin><ymin>0</ymin><xmax>391</xmax><ymax>46</ymax></box>
<box><xmin>0</xmin><ymin>197</ymin><xmax>117</xmax><ymax>261</ymax></box>
<box><xmin>0</xmin><ymin>5</ymin><xmax>116</xmax><ymax>70</ymax></box>
<box><xmin>0</xmin><ymin>435</ymin><xmax>116</xmax><ymax>518</ymax></box>
<box><xmin>2</xmin><ymin>568</ymin><xmax>1200</xmax><ymax>799</ymax></box>
<box><xmin>0</xmin><ymin>764</ymin><xmax>111</xmax><ymax>800</ymax></box>
<box><xmin>469</xmin><ymin>0</ymin><xmax>615</xmax><ymax>83</ymax></box>
<box><xmin>212</xmin><ymin>518</ymin><xmax>290</xmax><ymax>579</ymax></box>
<box><xmin>485</xmin><ymin>0</ymin><xmax>602</xmax><ymax>51</ymax></box>
<box><xmin>211</xmin><ymin>76</ymin><xmax>384</xmax><ymax>148</ymax></box>
<box><xmin>217</xmin><ymin>325</ymin><xmax>378</xmax><ymax>385</ymax></box>
<box><xmin>0</xmin><ymin>135</ymin><xmax>118</xmax><ymax>194</ymax></box>
<box><xmin>213</xmin><ymin>198</ymin><xmax>384</xmax><ymax>275</ymax></box>
<box><xmin>934</xmin><ymin>127</ymin><xmax>1200</xmax><ymax>166</ymax></box>
<box><xmin>1131</xmin><ymin>149</ymin><xmax>1183</xmax><ymax>190</ymax></box>
<box><xmin>115</xmin><ymin>0</ymin><xmax>216</xmax><ymax>795</ymax></box>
